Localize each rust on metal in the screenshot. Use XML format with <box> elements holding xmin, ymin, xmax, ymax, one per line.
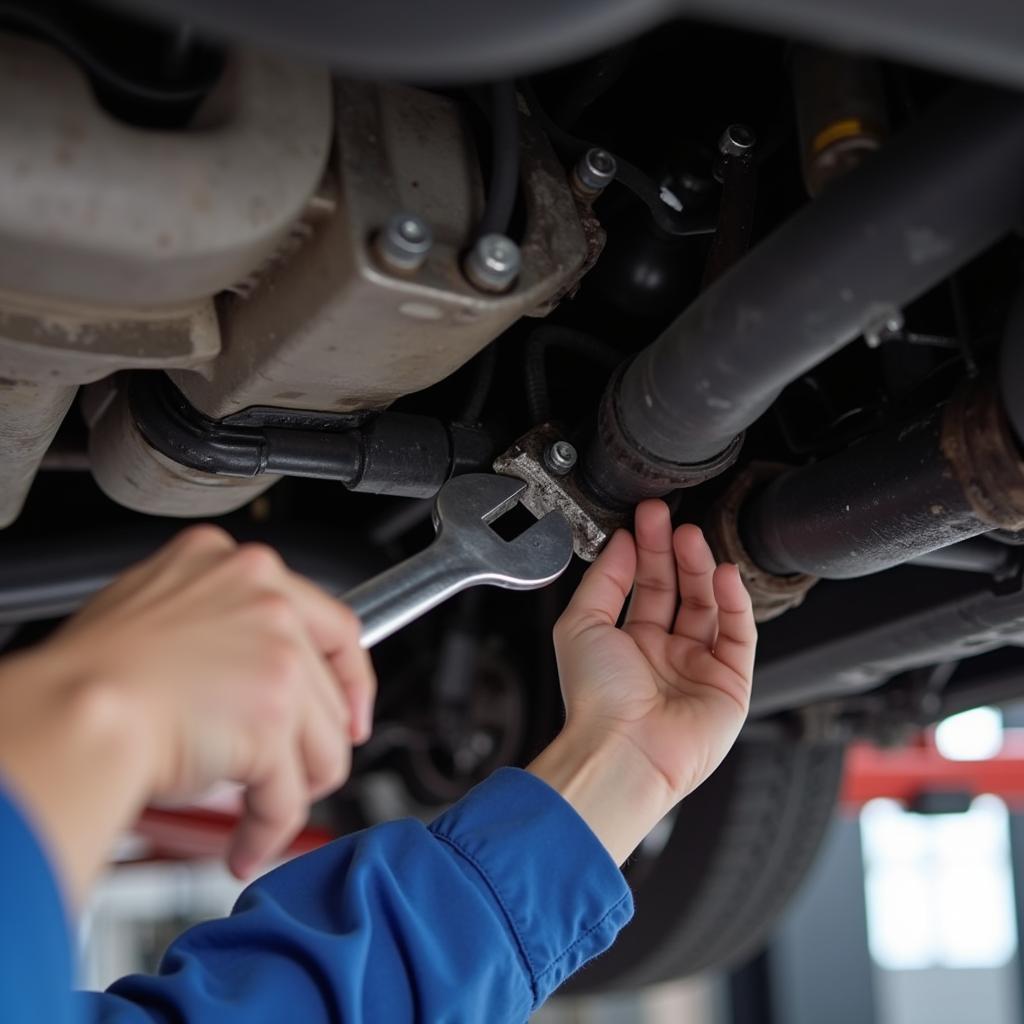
<box><xmin>530</xmin><ymin>193</ymin><xmax>607</xmax><ymax>315</ymax></box>
<box><xmin>705</xmin><ymin>462</ymin><xmax>818</xmax><ymax>622</ymax></box>
<box><xmin>940</xmin><ymin>377</ymin><xmax>1024</xmax><ymax>531</ymax></box>
<box><xmin>584</xmin><ymin>366</ymin><xmax>744</xmax><ymax>504</ymax></box>
<box><xmin>494</xmin><ymin>424</ymin><xmax>629</xmax><ymax>561</ymax></box>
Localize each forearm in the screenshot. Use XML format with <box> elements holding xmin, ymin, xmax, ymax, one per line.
<box><xmin>527</xmin><ymin>726</ymin><xmax>675</xmax><ymax>866</ymax></box>
<box><xmin>0</xmin><ymin>646</ymin><xmax>153</xmax><ymax>906</ymax></box>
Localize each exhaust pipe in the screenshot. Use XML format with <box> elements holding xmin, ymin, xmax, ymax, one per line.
<box><xmin>739</xmin><ymin>379</ymin><xmax>1024</xmax><ymax>579</ymax></box>
<box><xmin>583</xmin><ymin>88</ymin><xmax>1024</xmax><ymax>506</ymax></box>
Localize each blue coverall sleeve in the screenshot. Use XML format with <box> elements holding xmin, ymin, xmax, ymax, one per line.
<box><xmin>2</xmin><ymin>767</ymin><xmax>633</xmax><ymax>1023</ymax></box>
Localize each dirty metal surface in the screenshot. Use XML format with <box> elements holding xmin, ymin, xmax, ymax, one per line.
<box><xmin>173</xmin><ymin>80</ymin><xmax>589</xmax><ymax>418</ymax></box>
<box><xmin>0</xmin><ymin>37</ymin><xmax>331</xmax><ymax>308</ymax></box>
<box><xmin>941</xmin><ymin>378</ymin><xmax>1024</xmax><ymax>531</ymax></box>
<box><xmin>706</xmin><ymin>463</ymin><xmax>818</xmax><ymax>622</ymax></box>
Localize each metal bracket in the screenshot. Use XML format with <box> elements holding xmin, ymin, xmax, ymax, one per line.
<box><xmin>494</xmin><ymin>424</ymin><xmax>629</xmax><ymax>561</ymax></box>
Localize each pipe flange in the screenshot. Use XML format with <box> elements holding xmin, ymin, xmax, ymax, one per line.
<box><xmin>942</xmin><ymin>378</ymin><xmax>1024</xmax><ymax>531</ymax></box>
<box><xmin>706</xmin><ymin>463</ymin><xmax>818</xmax><ymax>622</ymax></box>
<box><xmin>494</xmin><ymin>423</ymin><xmax>630</xmax><ymax>561</ymax></box>
<box><xmin>584</xmin><ymin>367</ymin><xmax>744</xmax><ymax>506</ymax></box>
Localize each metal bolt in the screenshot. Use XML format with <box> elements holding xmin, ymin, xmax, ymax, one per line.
<box><xmin>575</xmin><ymin>147</ymin><xmax>618</xmax><ymax>192</ymax></box>
<box><xmin>718</xmin><ymin>124</ymin><xmax>757</xmax><ymax>158</ymax></box>
<box><xmin>376</xmin><ymin>212</ymin><xmax>433</xmax><ymax>271</ymax></box>
<box><xmin>544</xmin><ymin>440</ymin><xmax>578</xmax><ymax>476</ymax></box>
<box><xmin>863</xmin><ymin>307</ymin><xmax>904</xmax><ymax>349</ymax></box>
<box><xmin>463</xmin><ymin>233</ymin><xmax>521</xmax><ymax>293</ymax></box>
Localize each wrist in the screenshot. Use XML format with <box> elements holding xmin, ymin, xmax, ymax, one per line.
<box><xmin>0</xmin><ymin>645</ymin><xmax>158</xmax><ymax>905</ymax></box>
<box><xmin>527</xmin><ymin>723</ymin><xmax>676</xmax><ymax>866</ymax></box>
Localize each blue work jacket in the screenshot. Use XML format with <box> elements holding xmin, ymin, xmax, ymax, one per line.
<box><xmin>1</xmin><ymin>768</ymin><xmax>633</xmax><ymax>1022</ymax></box>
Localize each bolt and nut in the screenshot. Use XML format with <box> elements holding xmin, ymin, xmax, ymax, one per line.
<box><xmin>544</xmin><ymin>440</ymin><xmax>578</xmax><ymax>476</ymax></box>
<box><xmin>863</xmin><ymin>307</ymin><xmax>905</xmax><ymax>349</ymax></box>
<box><xmin>574</xmin><ymin>147</ymin><xmax>618</xmax><ymax>193</ymax></box>
<box><xmin>376</xmin><ymin>212</ymin><xmax>433</xmax><ymax>272</ymax></box>
<box><xmin>718</xmin><ymin>124</ymin><xmax>757</xmax><ymax>158</ymax></box>
<box><xmin>464</xmin><ymin>233</ymin><xmax>521</xmax><ymax>293</ymax></box>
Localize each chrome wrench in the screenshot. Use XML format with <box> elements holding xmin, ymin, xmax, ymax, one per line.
<box><xmin>343</xmin><ymin>473</ymin><xmax>574</xmax><ymax>648</ymax></box>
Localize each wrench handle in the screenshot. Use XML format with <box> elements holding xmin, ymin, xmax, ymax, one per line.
<box><xmin>342</xmin><ymin>539</ymin><xmax>482</xmax><ymax>649</ymax></box>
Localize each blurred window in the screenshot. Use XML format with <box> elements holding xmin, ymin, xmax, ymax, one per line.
<box><xmin>862</xmin><ymin>769</ymin><xmax>1016</xmax><ymax>970</ymax></box>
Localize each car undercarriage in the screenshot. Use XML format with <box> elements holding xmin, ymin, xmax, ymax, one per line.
<box><xmin>3</xmin><ymin>0</ymin><xmax>1024</xmax><ymax>991</ymax></box>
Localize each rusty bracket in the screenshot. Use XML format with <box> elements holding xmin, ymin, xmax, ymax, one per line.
<box><xmin>494</xmin><ymin>424</ymin><xmax>629</xmax><ymax>561</ymax></box>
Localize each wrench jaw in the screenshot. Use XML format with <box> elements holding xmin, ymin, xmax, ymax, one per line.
<box><xmin>348</xmin><ymin>473</ymin><xmax>576</xmax><ymax>649</ymax></box>
<box><xmin>430</xmin><ymin>474</ymin><xmax>575</xmax><ymax>590</ymax></box>
<box><xmin>495</xmin><ymin>510</ymin><xmax>575</xmax><ymax>589</ymax></box>
<box><xmin>431</xmin><ymin>472</ymin><xmax>528</xmax><ymax>533</ymax></box>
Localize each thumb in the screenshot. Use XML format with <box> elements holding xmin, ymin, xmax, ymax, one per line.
<box><xmin>558</xmin><ymin>529</ymin><xmax>637</xmax><ymax>637</ymax></box>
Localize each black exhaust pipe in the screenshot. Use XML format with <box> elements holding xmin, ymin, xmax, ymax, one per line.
<box><xmin>584</xmin><ymin>88</ymin><xmax>1024</xmax><ymax>506</ymax></box>
<box><xmin>739</xmin><ymin>379</ymin><xmax>1024</xmax><ymax>579</ymax></box>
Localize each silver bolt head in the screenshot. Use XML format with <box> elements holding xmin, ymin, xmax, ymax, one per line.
<box><xmin>576</xmin><ymin>147</ymin><xmax>618</xmax><ymax>191</ymax></box>
<box><xmin>863</xmin><ymin>306</ymin><xmax>904</xmax><ymax>348</ymax></box>
<box><xmin>377</xmin><ymin>212</ymin><xmax>433</xmax><ymax>271</ymax></box>
<box><xmin>719</xmin><ymin>124</ymin><xmax>757</xmax><ymax>158</ymax></box>
<box><xmin>464</xmin><ymin>233</ymin><xmax>521</xmax><ymax>293</ymax></box>
<box><xmin>544</xmin><ymin>440</ymin><xmax>578</xmax><ymax>476</ymax></box>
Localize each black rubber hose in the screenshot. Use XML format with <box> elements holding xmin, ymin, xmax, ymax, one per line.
<box><xmin>521</xmin><ymin>82</ymin><xmax>716</xmax><ymax>239</ymax></box>
<box><xmin>0</xmin><ymin>1</ymin><xmax>224</xmax><ymax>125</ymax></box>
<box><xmin>585</xmin><ymin>87</ymin><xmax>1024</xmax><ymax>504</ymax></box>
<box><xmin>476</xmin><ymin>80</ymin><xmax>520</xmax><ymax>239</ymax></box>
<box><xmin>127</xmin><ymin>372</ymin><xmax>493</xmax><ymax>498</ymax></box>
<box><xmin>523</xmin><ymin>327</ymin><xmax>622</xmax><ymax>423</ymax></box>
<box><xmin>460</xmin><ymin>343</ymin><xmax>499</xmax><ymax>423</ymax></box>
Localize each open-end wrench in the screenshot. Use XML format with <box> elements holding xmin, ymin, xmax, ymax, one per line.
<box><xmin>343</xmin><ymin>473</ymin><xmax>574</xmax><ymax>648</ymax></box>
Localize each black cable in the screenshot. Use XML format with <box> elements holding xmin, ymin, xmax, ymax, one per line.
<box><xmin>521</xmin><ymin>82</ymin><xmax>715</xmax><ymax>240</ymax></box>
<box><xmin>0</xmin><ymin>2</ymin><xmax>221</xmax><ymax>105</ymax></box>
<box><xmin>477</xmin><ymin>80</ymin><xmax>520</xmax><ymax>239</ymax></box>
<box><xmin>460</xmin><ymin>343</ymin><xmax>499</xmax><ymax>423</ymax></box>
<box><xmin>524</xmin><ymin>327</ymin><xmax>622</xmax><ymax>423</ymax></box>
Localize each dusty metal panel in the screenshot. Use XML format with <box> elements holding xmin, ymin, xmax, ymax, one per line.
<box><xmin>173</xmin><ymin>81</ymin><xmax>589</xmax><ymax>417</ymax></box>
<box><xmin>0</xmin><ymin>32</ymin><xmax>331</xmax><ymax>525</ymax></box>
<box><xmin>0</xmin><ymin>300</ymin><xmax>221</xmax><ymax>526</ymax></box>
<box><xmin>0</xmin><ymin>34</ymin><xmax>332</xmax><ymax>307</ymax></box>
<box><xmin>0</xmin><ymin>380</ymin><xmax>77</xmax><ymax>527</ymax></box>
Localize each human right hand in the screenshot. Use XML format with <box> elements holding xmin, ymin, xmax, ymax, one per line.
<box><xmin>529</xmin><ymin>500</ymin><xmax>756</xmax><ymax>864</ymax></box>
<box><xmin>0</xmin><ymin>525</ymin><xmax>375</xmax><ymax>892</ymax></box>
<box><xmin>553</xmin><ymin>500</ymin><xmax>755</xmax><ymax>801</ymax></box>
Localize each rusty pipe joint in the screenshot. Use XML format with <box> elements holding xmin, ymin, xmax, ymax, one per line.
<box><xmin>583</xmin><ymin>365</ymin><xmax>745</xmax><ymax>508</ymax></box>
<box><xmin>740</xmin><ymin>378</ymin><xmax>1024</xmax><ymax>582</ymax></box>
<box><xmin>706</xmin><ymin>464</ymin><xmax>818</xmax><ymax>622</ymax></box>
<box><xmin>944</xmin><ymin>377</ymin><xmax>1024</xmax><ymax>531</ymax></box>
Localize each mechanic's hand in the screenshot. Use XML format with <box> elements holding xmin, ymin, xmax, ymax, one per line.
<box><xmin>0</xmin><ymin>525</ymin><xmax>375</xmax><ymax>892</ymax></box>
<box><xmin>529</xmin><ymin>500</ymin><xmax>755</xmax><ymax>864</ymax></box>
<box><xmin>556</xmin><ymin>499</ymin><xmax>755</xmax><ymax>797</ymax></box>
